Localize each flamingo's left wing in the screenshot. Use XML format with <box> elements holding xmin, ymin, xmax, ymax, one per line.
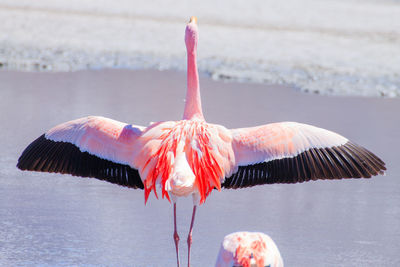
<box><xmin>17</xmin><ymin>116</ymin><xmax>145</xmax><ymax>189</ymax></box>
<box><xmin>223</xmin><ymin>122</ymin><xmax>386</xmax><ymax>188</ymax></box>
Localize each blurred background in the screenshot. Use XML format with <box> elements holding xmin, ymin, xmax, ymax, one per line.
<box><xmin>0</xmin><ymin>0</ymin><xmax>399</xmax><ymax>97</ymax></box>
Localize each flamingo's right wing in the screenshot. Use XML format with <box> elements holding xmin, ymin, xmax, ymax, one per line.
<box><xmin>17</xmin><ymin>116</ymin><xmax>145</xmax><ymax>189</ymax></box>
<box><xmin>223</xmin><ymin>122</ymin><xmax>385</xmax><ymax>188</ymax></box>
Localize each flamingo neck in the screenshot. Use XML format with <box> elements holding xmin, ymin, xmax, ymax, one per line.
<box><xmin>183</xmin><ymin>50</ymin><xmax>204</xmax><ymax>120</ymax></box>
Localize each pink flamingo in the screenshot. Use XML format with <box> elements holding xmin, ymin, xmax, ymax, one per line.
<box><xmin>215</xmin><ymin>232</ymin><xmax>283</xmax><ymax>267</ymax></box>
<box><xmin>17</xmin><ymin>17</ymin><xmax>385</xmax><ymax>267</ymax></box>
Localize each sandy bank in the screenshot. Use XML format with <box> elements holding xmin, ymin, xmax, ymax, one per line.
<box><xmin>1</xmin><ymin>0</ymin><xmax>399</xmax><ymax>97</ymax></box>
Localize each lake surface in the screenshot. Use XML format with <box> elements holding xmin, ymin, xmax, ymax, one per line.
<box><xmin>0</xmin><ymin>69</ymin><xmax>399</xmax><ymax>266</ymax></box>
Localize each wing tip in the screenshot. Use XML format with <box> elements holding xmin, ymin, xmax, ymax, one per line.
<box><xmin>223</xmin><ymin>141</ymin><xmax>386</xmax><ymax>189</ymax></box>
<box><xmin>16</xmin><ymin>133</ymin><xmax>145</xmax><ymax>190</ymax></box>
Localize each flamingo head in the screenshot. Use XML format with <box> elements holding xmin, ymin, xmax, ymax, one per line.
<box><xmin>185</xmin><ymin>16</ymin><xmax>198</xmax><ymax>53</ymax></box>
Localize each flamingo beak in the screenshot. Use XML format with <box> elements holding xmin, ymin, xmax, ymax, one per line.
<box><xmin>189</xmin><ymin>16</ymin><xmax>197</xmax><ymax>24</ymax></box>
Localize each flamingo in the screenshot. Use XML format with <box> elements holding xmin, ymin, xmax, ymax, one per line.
<box><xmin>215</xmin><ymin>232</ymin><xmax>283</xmax><ymax>267</ymax></box>
<box><xmin>17</xmin><ymin>16</ymin><xmax>386</xmax><ymax>267</ymax></box>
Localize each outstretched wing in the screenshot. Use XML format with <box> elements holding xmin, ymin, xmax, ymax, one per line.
<box><xmin>223</xmin><ymin>122</ymin><xmax>386</xmax><ymax>188</ymax></box>
<box><xmin>17</xmin><ymin>116</ymin><xmax>145</xmax><ymax>189</ymax></box>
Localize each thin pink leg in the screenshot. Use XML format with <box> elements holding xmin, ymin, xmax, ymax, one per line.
<box><xmin>173</xmin><ymin>203</ymin><xmax>180</xmax><ymax>267</ymax></box>
<box><xmin>187</xmin><ymin>205</ymin><xmax>197</xmax><ymax>267</ymax></box>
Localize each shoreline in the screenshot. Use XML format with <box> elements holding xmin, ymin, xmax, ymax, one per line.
<box><xmin>1</xmin><ymin>67</ymin><xmax>397</xmax><ymax>99</ymax></box>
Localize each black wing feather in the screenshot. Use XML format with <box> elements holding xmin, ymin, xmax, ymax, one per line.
<box><xmin>222</xmin><ymin>141</ymin><xmax>386</xmax><ymax>189</ymax></box>
<box><xmin>17</xmin><ymin>134</ymin><xmax>144</xmax><ymax>189</ymax></box>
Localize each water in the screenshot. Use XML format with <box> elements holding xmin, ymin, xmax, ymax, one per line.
<box><xmin>0</xmin><ymin>0</ymin><xmax>399</xmax><ymax>97</ymax></box>
<box><xmin>0</xmin><ymin>69</ymin><xmax>399</xmax><ymax>266</ymax></box>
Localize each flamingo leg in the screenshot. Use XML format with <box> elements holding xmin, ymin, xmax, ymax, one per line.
<box><xmin>173</xmin><ymin>203</ymin><xmax>180</xmax><ymax>267</ymax></box>
<box><xmin>187</xmin><ymin>205</ymin><xmax>197</xmax><ymax>267</ymax></box>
